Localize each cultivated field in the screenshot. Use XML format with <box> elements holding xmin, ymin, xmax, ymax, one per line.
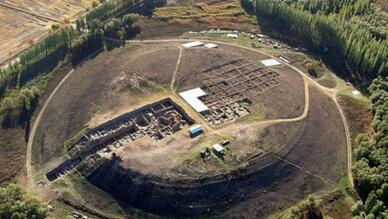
<box><xmin>0</xmin><ymin>0</ymin><xmax>91</xmax><ymax>64</ymax></box>
<box><xmin>30</xmin><ymin>41</ymin><xmax>348</xmax><ymax>218</ymax></box>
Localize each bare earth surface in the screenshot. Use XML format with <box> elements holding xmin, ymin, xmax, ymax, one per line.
<box><xmin>29</xmin><ymin>41</ymin><xmax>347</xmax><ymax>218</ymax></box>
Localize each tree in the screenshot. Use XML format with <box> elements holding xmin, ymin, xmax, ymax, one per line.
<box><xmin>0</xmin><ymin>184</ymin><xmax>48</xmax><ymax>219</ymax></box>
<box><xmin>282</xmin><ymin>195</ymin><xmax>323</xmax><ymax>219</ymax></box>
<box><xmin>250</xmin><ymin>0</ymin><xmax>388</xmax><ymax>85</ymax></box>
<box><xmin>352</xmin><ymin>77</ymin><xmax>388</xmax><ymax>218</ymax></box>
<box><xmin>76</xmin><ymin>19</ymin><xmax>86</xmax><ymax>30</ymax></box>
<box><xmin>299</xmin><ymin>195</ymin><xmax>323</xmax><ymax>219</ymax></box>
<box><xmin>50</xmin><ymin>24</ymin><xmax>60</xmax><ymax>32</ymax></box>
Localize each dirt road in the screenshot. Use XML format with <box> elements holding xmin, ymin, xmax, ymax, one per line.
<box><xmin>26</xmin><ymin>69</ymin><xmax>75</xmax><ymax>189</ymax></box>
<box><xmin>170</xmin><ymin>46</ymin><xmax>183</xmax><ymax>92</ymax></box>
<box><xmin>127</xmin><ymin>38</ymin><xmax>354</xmax><ymax>188</ymax></box>
<box><xmin>26</xmin><ymin>38</ymin><xmax>354</xmax><ymax>191</ymax></box>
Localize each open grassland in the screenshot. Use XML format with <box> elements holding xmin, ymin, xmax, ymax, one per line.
<box><xmin>153</xmin><ymin>0</ymin><xmax>258</xmax><ymax>31</ymax></box>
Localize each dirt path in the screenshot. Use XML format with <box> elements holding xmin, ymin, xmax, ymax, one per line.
<box><xmin>26</xmin><ymin>48</ymin><xmax>104</xmax><ymax>189</ymax></box>
<box><xmin>170</xmin><ymin>46</ymin><xmax>183</xmax><ymax>92</ymax></box>
<box><xmin>273</xmin><ymin>155</ymin><xmax>335</xmax><ymax>186</ymax></box>
<box><xmin>26</xmin><ymin>69</ymin><xmax>75</xmax><ymax>189</ymax></box>
<box><xmin>26</xmin><ymin>38</ymin><xmax>353</xmax><ymax>192</ymax></box>
<box><xmin>332</xmin><ymin>94</ymin><xmax>353</xmax><ymax>187</ymax></box>
<box><xmin>127</xmin><ymin>38</ymin><xmax>353</xmax><ymax>187</ymax></box>
<box><xmin>127</xmin><ymin>39</ymin><xmax>354</xmax><ymax>188</ymax></box>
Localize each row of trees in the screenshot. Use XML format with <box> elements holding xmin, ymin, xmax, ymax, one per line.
<box><xmin>352</xmin><ymin>77</ymin><xmax>388</xmax><ymax>218</ymax></box>
<box><xmin>104</xmin><ymin>14</ymin><xmax>139</xmax><ymax>39</ymax></box>
<box><xmin>241</xmin><ymin>0</ymin><xmax>387</xmax><ymax>85</ymax></box>
<box><xmin>0</xmin><ymin>0</ymin><xmax>145</xmax><ymax>127</ymax></box>
<box><xmin>0</xmin><ymin>184</ymin><xmax>48</xmax><ymax>219</ymax></box>
<box><xmin>0</xmin><ymin>28</ymin><xmax>76</xmax><ymax>97</ymax></box>
<box><xmin>0</xmin><ymin>27</ymin><xmax>76</xmax><ymax>127</ymax></box>
<box><xmin>70</xmin><ymin>30</ymin><xmax>104</xmax><ymax>65</ymax></box>
<box><xmin>85</xmin><ymin>0</ymin><xmax>140</xmax><ymax>25</ymax></box>
<box><xmin>0</xmin><ymin>0</ymin><xmax>143</xmax><ymax>96</ymax></box>
<box><xmin>0</xmin><ymin>0</ymin><xmax>156</xmax><ymax>98</ymax></box>
<box><xmin>240</xmin><ymin>0</ymin><xmax>387</xmax><ymax>217</ymax></box>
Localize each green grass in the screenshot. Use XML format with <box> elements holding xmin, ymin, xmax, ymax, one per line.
<box><xmin>48</xmin><ymin>199</ymin><xmax>99</xmax><ymax>219</ymax></box>
<box><xmin>237</xmin><ymin>111</ymin><xmax>265</xmax><ymax>123</ymax></box>
<box><xmin>337</xmin><ymin>90</ymin><xmax>370</xmax><ymax>107</ymax></box>
<box><xmin>63</xmin><ymin>126</ymin><xmax>88</xmax><ymax>156</ymax></box>
<box><xmin>317</xmin><ymin>70</ymin><xmax>337</xmax><ymax>88</ymax></box>
<box><xmin>51</xmin><ymin>178</ymin><xmax>70</xmax><ymax>190</ymax></box>
<box><xmin>48</xmin><ymin>200</ymin><xmax>74</xmax><ymax>219</ymax></box>
<box><xmin>76</xmin><ymin>157</ymin><xmax>108</xmax><ymax>178</ymax></box>
<box><xmin>339</xmin><ymin>176</ymin><xmax>352</xmax><ymax>191</ymax></box>
<box><xmin>338</xmin><ymin>176</ymin><xmax>359</xmax><ymax>198</ymax></box>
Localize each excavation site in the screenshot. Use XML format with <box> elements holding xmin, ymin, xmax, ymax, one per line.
<box><xmin>32</xmin><ymin>41</ymin><xmax>347</xmax><ymax>218</ymax></box>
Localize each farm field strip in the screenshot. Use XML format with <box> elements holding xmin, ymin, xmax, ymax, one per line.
<box><xmin>0</xmin><ymin>2</ymin><xmax>60</xmax><ymax>22</ymax></box>
<box><xmin>0</xmin><ymin>0</ymin><xmax>91</xmax><ymax>64</ymax></box>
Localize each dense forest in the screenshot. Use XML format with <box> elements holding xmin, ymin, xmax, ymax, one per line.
<box><xmin>0</xmin><ymin>0</ymin><xmax>155</xmax><ymax>127</ymax></box>
<box><xmin>241</xmin><ymin>0</ymin><xmax>387</xmax><ymax>86</ymax></box>
<box><xmin>240</xmin><ymin>0</ymin><xmax>388</xmax><ymax>218</ymax></box>
<box><xmin>352</xmin><ymin>77</ymin><xmax>388</xmax><ymax>218</ymax></box>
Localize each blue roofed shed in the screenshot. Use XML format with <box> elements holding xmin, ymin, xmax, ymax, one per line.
<box><xmin>189</xmin><ymin>125</ymin><xmax>203</xmax><ymax>138</ymax></box>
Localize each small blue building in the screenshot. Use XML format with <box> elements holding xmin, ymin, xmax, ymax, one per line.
<box><xmin>189</xmin><ymin>125</ymin><xmax>203</xmax><ymax>138</ymax></box>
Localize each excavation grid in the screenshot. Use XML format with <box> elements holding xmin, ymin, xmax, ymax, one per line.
<box><xmin>46</xmin><ymin>98</ymin><xmax>194</xmax><ymax>181</ymax></box>
<box><xmin>199</xmin><ymin>59</ymin><xmax>281</xmax><ymax>126</ymax></box>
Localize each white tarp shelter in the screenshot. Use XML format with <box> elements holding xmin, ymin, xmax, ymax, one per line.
<box><xmin>179</xmin><ymin>88</ymin><xmax>209</xmax><ymax>113</ymax></box>
<box><xmin>227</xmin><ymin>34</ymin><xmax>238</xmax><ymax>39</ymax></box>
<box><xmin>352</xmin><ymin>90</ymin><xmax>361</xmax><ymax>96</ymax></box>
<box><xmin>205</xmin><ymin>43</ymin><xmax>218</xmax><ymax>48</ymax></box>
<box><xmin>278</xmin><ymin>55</ymin><xmax>290</xmax><ymax>63</ymax></box>
<box><xmin>182</xmin><ymin>41</ymin><xmax>204</xmax><ymax>48</ymax></box>
<box><xmin>261</xmin><ymin>59</ymin><xmax>281</xmax><ymax>67</ymax></box>
<box><xmin>212</xmin><ymin>144</ymin><xmax>224</xmax><ymax>153</ymax></box>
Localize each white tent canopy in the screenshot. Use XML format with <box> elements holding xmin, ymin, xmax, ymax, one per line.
<box><xmin>182</xmin><ymin>41</ymin><xmax>204</xmax><ymax>48</ymax></box>
<box><xmin>261</xmin><ymin>59</ymin><xmax>281</xmax><ymax>67</ymax></box>
<box><xmin>179</xmin><ymin>88</ymin><xmax>209</xmax><ymax>113</ymax></box>
<box><xmin>205</xmin><ymin>43</ymin><xmax>218</xmax><ymax>48</ymax></box>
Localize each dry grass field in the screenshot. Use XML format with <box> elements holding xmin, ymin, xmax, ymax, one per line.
<box><xmin>30</xmin><ymin>41</ymin><xmax>347</xmax><ymax>218</ymax></box>
<box><xmin>375</xmin><ymin>0</ymin><xmax>388</xmax><ymax>12</ymax></box>
<box><xmin>153</xmin><ymin>0</ymin><xmax>258</xmax><ymax>32</ymax></box>
<box><xmin>0</xmin><ymin>0</ymin><xmax>91</xmax><ymax>64</ymax></box>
